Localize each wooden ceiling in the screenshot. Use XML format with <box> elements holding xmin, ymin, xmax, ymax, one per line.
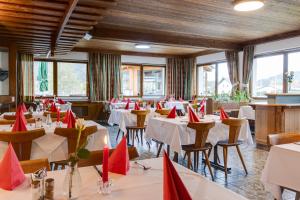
<box><xmin>1</xmin><ymin>0</ymin><xmax>300</xmax><ymax>56</ymax></box>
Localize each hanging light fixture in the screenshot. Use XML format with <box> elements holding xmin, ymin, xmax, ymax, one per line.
<box><xmin>233</xmin><ymin>0</ymin><xmax>264</xmax><ymax>11</ymax></box>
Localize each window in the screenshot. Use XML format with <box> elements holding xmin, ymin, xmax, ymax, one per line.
<box><xmin>288</xmin><ymin>52</ymin><xmax>300</xmax><ymax>93</ymax></box>
<box><xmin>143</xmin><ymin>66</ymin><xmax>165</xmax><ymax>96</ymax></box>
<box><xmin>252</xmin><ymin>55</ymin><xmax>284</xmax><ymax>97</ymax></box>
<box><xmin>197</xmin><ymin>62</ymin><xmax>231</xmax><ymax>96</ymax></box>
<box><xmin>197</xmin><ymin>64</ymin><xmax>216</xmax><ymax>96</ymax></box>
<box><xmin>121</xmin><ymin>65</ymin><xmax>140</xmax><ymax>96</ymax></box>
<box><xmin>34</xmin><ymin>61</ymin><xmax>54</xmax><ymax>96</ymax></box>
<box><xmin>57</xmin><ymin>62</ymin><xmax>87</xmax><ymax>97</ymax></box>
<box><xmin>217</xmin><ymin>62</ymin><xmax>232</xmax><ymax>95</ymax></box>
<box><xmin>121</xmin><ymin>64</ymin><xmax>165</xmax><ymax>97</ymax></box>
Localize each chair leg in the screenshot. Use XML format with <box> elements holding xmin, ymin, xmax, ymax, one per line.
<box><xmin>223</xmin><ymin>146</ymin><xmax>228</xmax><ymax>179</ymax></box>
<box><xmin>194</xmin><ymin>151</ymin><xmax>198</xmax><ymax>172</ymax></box>
<box><xmin>116</xmin><ymin>129</ymin><xmax>121</xmax><ymax>141</ymax></box>
<box><xmin>295</xmin><ymin>191</ymin><xmax>300</xmax><ymax>200</ymax></box>
<box><xmin>140</xmin><ymin>129</ymin><xmax>144</xmax><ymax>145</ymax></box>
<box><xmin>204</xmin><ymin>150</ymin><xmax>214</xmax><ymax>181</ymax></box>
<box><xmin>132</xmin><ymin>130</ymin><xmax>135</xmax><ymax>146</ymax></box>
<box><xmin>236</xmin><ymin>145</ymin><xmax>248</xmax><ymax>175</ymax></box>
<box><xmin>126</xmin><ymin>128</ymin><xmax>130</xmax><ymax>144</ymax></box>
<box><xmin>156</xmin><ymin>143</ymin><xmax>163</xmax><ymax>158</ymax></box>
<box><xmin>187</xmin><ymin>152</ymin><xmax>192</xmax><ymax>169</ymax></box>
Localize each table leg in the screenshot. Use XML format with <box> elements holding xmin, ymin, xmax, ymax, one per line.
<box><xmin>167</xmin><ymin>145</ymin><xmax>170</xmax><ymax>155</ymax></box>
<box><xmin>173</xmin><ymin>152</ymin><xmax>178</xmax><ymax>163</ymax></box>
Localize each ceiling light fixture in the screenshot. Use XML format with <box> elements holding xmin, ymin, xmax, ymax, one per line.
<box><xmin>135</xmin><ymin>44</ymin><xmax>151</xmax><ymax>49</ymax></box>
<box><xmin>233</xmin><ymin>0</ymin><xmax>264</xmax><ymax>11</ymax></box>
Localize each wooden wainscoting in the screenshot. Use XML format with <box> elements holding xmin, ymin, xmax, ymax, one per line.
<box><xmin>71</xmin><ymin>101</ymin><xmax>108</xmax><ymax>122</ymax></box>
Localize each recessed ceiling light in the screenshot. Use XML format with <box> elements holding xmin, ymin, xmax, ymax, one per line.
<box><xmin>135</xmin><ymin>44</ymin><xmax>151</xmax><ymax>49</ymax></box>
<box><xmin>233</xmin><ymin>0</ymin><xmax>264</xmax><ymax>12</ymax></box>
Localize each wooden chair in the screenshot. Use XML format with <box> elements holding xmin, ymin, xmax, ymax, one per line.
<box><xmin>153</xmin><ymin>109</ymin><xmax>171</xmax><ymax>155</ymax></box>
<box><xmin>0</xmin><ymin>129</ymin><xmax>46</xmax><ymax>161</ymax></box>
<box><xmin>3</xmin><ymin>113</ymin><xmax>33</xmax><ymax>120</ymax></box>
<box><xmin>182</xmin><ymin>122</ymin><xmax>215</xmax><ymax>180</ymax></box>
<box><xmin>155</xmin><ymin>109</ymin><xmax>170</xmax><ymax>116</ymax></box>
<box><xmin>43</xmin><ymin>111</ymin><xmax>66</xmax><ymax>120</ymax></box>
<box><xmin>268</xmin><ymin>132</ymin><xmax>300</xmax><ymax>147</ymax></box>
<box><xmin>217</xmin><ymin>118</ymin><xmax>247</xmax><ymax>179</ymax></box>
<box><xmin>54</xmin><ymin>125</ymin><xmax>98</xmax><ymax>154</ymax></box>
<box><xmin>126</xmin><ymin>110</ymin><xmax>150</xmax><ymax>146</ymax></box>
<box><xmin>20</xmin><ymin>158</ymin><xmax>50</xmax><ymax>173</ymax></box>
<box><xmin>0</xmin><ymin>118</ymin><xmax>35</xmax><ymax>125</ymax></box>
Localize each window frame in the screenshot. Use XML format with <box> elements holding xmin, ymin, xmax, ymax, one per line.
<box><xmin>33</xmin><ymin>59</ymin><xmax>89</xmax><ymax>99</ymax></box>
<box><xmin>196</xmin><ymin>60</ymin><xmax>229</xmax><ymax>97</ymax></box>
<box><xmin>121</xmin><ymin>63</ymin><xmax>166</xmax><ymax>98</ymax></box>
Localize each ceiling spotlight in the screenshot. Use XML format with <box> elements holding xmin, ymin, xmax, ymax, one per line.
<box><xmin>233</xmin><ymin>0</ymin><xmax>264</xmax><ymax>11</ymax></box>
<box><xmin>135</xmin><ymin>44</ymin><xmax>151</xmax><ymax>49</ymax></box>
<box><xmin>83</xmin><ymin>33</ymin><xmax>92</xmax><ymax>40</ymax></box>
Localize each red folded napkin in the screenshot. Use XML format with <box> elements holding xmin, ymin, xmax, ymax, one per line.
<box><xmin>156</xmin><ymin>102</ymin><xmax>162</xmax><ymax>110</ymax></box>
<box><xmin>0</xmin><ymin>143</ymin><xmax>26</xmax><ymax>191</ymax></box>
<box><xmin>163</xmin><ymin>151</ymin><xmax>192</xmax><ymax>200</ymax></box>
<box><xmin>220</xmin><ymin>108</ymin><xmax>229</xmax><ymax>120</ymax></box>
<box><xmin>12</xmin><ymin>109</ymin><xmax>27</xmax><ymax>132</ymax></box>
<box><xmin>124</xmin><ymin>101</ymin><xmax>130</xmax><ymax>110</ymax></box>
<box><xmin>57</xmin><ymin>98</ymin><xmax>66</xmax><ymax>105</ymax></box>
<box><xmin>110</xmin><ymin>98</ymin><xmax>115</xmax><ymax>103</ymax></box>
<box><xmin>20</xmin><ymin>103</ymin><xmax>27</xmax><ymax>113</ymax></box>
<box><xmin>67</xmin><ymin>111</ymin><xmax>76</xmax><ymax>128</ymax></box>
<box><xmin>63</xmin><ymin>110</ymin><xmax>70</xmax><ymax>124</ymax></box>
<box><xmin>188</xmin><ymin>106</ymin><xmax>200</xmax><ymax>123</ymax></box>
<box><xmin>57</xmin><ymin>109</ymin><xmax>61</xmax><ymax>122</ymax></box>
<box><xmin>108</xmin><ymin>136</ymin><xmax>129</xmax><ymax>175</ymax></box>
<box><xmin>167</xmin><ymin>106</ymin><xmax>176</xmax><ymax>119</ymax></box>
<box><xmin>134</xmin><ymin>102</ymin><xmax>140</xmax><ymax>110</ymax></box>
<box><xmin>50</xmin><ymin>103</ymin><xmax>57</xmax><ymax>112</ymax></box>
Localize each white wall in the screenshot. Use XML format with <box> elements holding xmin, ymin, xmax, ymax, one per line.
<box><xmin>121</xmin><ymin>55</ymin><xmax>166</xmax><ymax>65</ymax></box>
<box><xmin>0</xmin><ymin>51</ymin><xmax>9</xmax><ymax>95</ymax></box>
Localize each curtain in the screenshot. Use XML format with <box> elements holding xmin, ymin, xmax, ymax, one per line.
<box><xmin>37</xmin><ymin>61</ymin><xmax>48</xmax><ymax>92</ymax></box>
<box><xmin>225</xmin><ymin>51</ymin><xmax>239</xmax><ymax>95</ymax></box>
<box><xmin>89</xmin><ymin>53</ymin><xmax>121</xmax><ymax>101</ymax></box>
<box><xmin>17</xmin><ymin>53</ymin><xmax>34</xmax><ymax>103</ymax></box>
<box><xmin>166</xmin><ymin>57</ymin><xmax>196</xmax><ymax>100</ymax></box>
<box><xmin>242</xmin><ymin>45</ymin><xmax>255</xmax><ymax>96</ymax></box>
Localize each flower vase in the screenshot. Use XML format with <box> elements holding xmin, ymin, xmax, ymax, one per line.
<box><xmin>288</xmin><ymin>82</ymin><xmax>292</xmax><ymax>92</ymax></box>
<box><xmin>63</xmin><ymin>163</ymin><xmax>82</xmax><ymax>199</ymax></box>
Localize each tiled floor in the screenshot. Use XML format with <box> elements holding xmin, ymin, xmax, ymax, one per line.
<box><xmin>105</xmin><ymin>124</ymin><xmax>296</xmax><ymax>200</ymax></box>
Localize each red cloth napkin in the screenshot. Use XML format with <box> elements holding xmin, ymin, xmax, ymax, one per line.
<box><xmin>124</xmin><ymin>101</ymin><xmax>130</xmax><ymax>110</ymax></box>
<box><xmin>67</xmin><ymin>111</ymin><xmax>76</xmax><ymax>128</ymax></box>
<box><xmin>57</xmin><ymin>98</ymin><xmax>66</xmax><ymax>104</ymax></box>
<box><xmin>156</xmin><ymin>102</ymin><xmax>162</xmax><ymax>110</ymax></box>
<box><xmin>188</xmin><ymin>106</ymin><xmax>200</xmax><ymax>123</ymax></box>
<box><xmin>0</xmin><ymin>143</ymin><xmax>26</xmax><ymax>191</ymax></box>
<box><xmin>167</xmin><ymin>106</ymin><xmax>176</xmax><ymax>119</ymax></box>
<box><xmin>63</xmin><ymin>110</ymin><xmax>70</xmax><ymax>124</ymax></box>
<box><xmin>50</xmin><ymin>103</ymin><xmax>57</xmax><ymax>112</ymax></box>
<box><xmin>134</xmin><ymin>102</ymin><xmax>140</xmax><ymax>110</ymax></box>
<box><xmin>108</xmin><ymin>136</ymin><xmax>129</xmax><ymax>175</ymax></box>
<box><xmin>20</xmin><ymin>103</ymin><xmax>27</xmax><ymax>113</ymax></box>
<box><xmin>57</xmin><ymin>109</ymin><xmax>61</xmax><ymax>122</ymax></box>
<box><xmin>110</xmin><ymin>98</ymin><xmax>115</xmax><ymax>103</ymax></box>
<box><xmin>12</xmin><ymin>109</ymin><xmax>27</xmax><ymax>132</ymax></box>
<box><xmin>163</xmin><ymin>151</ymin><xmax>192</xmax><ymax>200</ymax></box>
<box><xmin>220</xmin><ymin>108</ymin><xmax>229</xmax><ymax>120</ymax></box>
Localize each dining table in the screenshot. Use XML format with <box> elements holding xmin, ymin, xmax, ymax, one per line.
<box><xmin>0</xmin><ymin>157</ymin><xmax>248</xmax><ymax>200</ymax></box>
<box><xmin>0</xmin><ymin>120</ymin><xmax>111</xmax><ymax>162</ymax></box>
<box><xmin>109</xmin><ymin>102</ymin><xmax>136</xmax><ymax>110</ymax></box>
<box><xmin>261</xmin><ymin>143</ymin><xmax>300</xmax><ymax>200</ymax></box>
<box><xmin>164</xmin><ymin>100</ymin><xmax>189</xmax><ymax>112</ymax></box>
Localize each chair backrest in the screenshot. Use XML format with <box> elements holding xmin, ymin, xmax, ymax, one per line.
<box><xmin>20</xmin><ymin>158</ymin><xmax>50</xmax><ymax>173</ymax></box>
<box><xmin>155</xmin><ymin>109</ymin><xmax>170</xmax><ymax>116</ymax></box>
<box><xmin>268</xmin><ymin>132</ymin><xmax>300</xmax><ymax>146</ymax></box>
<box><xmin>0</xmin><ymin>119</ymin><xmax>15</xmax><ymax>125</ymax></box>
<box><xmin>54</xmin><ymin>125</ymin><xmax>98</xmax><ymax>154</ymax></box>
<box><xmin>3</xmin><ymin>113</ymin><xmax>33</xmax><ymax>120</ymax></box>
<box><xmin>187</xmin><ymin>122</ymin><xmax>215</xmax><ymax>148</ymax></box>
<box><xmin>222</xmin><ymin>118</ymin><xmax>245</xmax><ymax>144</ymax></box>
<box><xmin>78</xmin><ymin>146</ymin><xmax>139</xmax><ymax>168</ymax></box>
<box><xmin>131</xmin><ymin>110</ymin><xmax>150</xmax><ymax>127</ymax></box>
<box><xmin>43</xmin><ymin>111</ymin><xmax>66</xmax><ymax>119</ymax></box>
<box><xmin>0</xmin><ymin>129</ymin><xmax>46</xmax><ymax>161</ymax></box>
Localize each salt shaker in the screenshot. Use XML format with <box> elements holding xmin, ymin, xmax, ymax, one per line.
<box><xmin>44</xmin><ymin>178</ymin><xmax>54</xmax><ymax>200</ymax></box>
<box><xmin>31</xmin><ymin>180</ymin><xmax>41</xmax><ymax>200</ymax></box>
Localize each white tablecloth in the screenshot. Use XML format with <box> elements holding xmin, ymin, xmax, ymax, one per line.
<box><xmin>0</xmin><ymin>120</ymin><xmax>111</xmax><ymax>162</ymax></box>
<box><xmin>110</xmin><ymin>102</ymin><xmax>135</xmax><ymax>109</ymax></box>
<box><xmin>0</xmin><ymin>157</ymin><xmax>248</xmax><ymax>200</ymax></box>
<box><xmin>145</xmin><ymin>115</ymin><xmax>253</xmax><ymax>154</ymax></box>
<box><xmin>164</xmin><ymin>101</ymin><xmax>188</xmax><ymax>111</ymax></box>
<box><xmin>238</xmin><ymin>106</ymin><xmax>255</xmax><ymax>120</ymax></box>
<box><xmin>261</xmin><ymin>143</ymin><xmax>300</xmax><ymax>200</ymax></box>
<box><xmin>108</xmin><ymin>109</ymin><xmax>158</xmax><ymax>133</ymax></box>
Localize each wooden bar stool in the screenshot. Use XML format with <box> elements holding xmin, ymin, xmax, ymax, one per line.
<box><xmin>126</xmin><ymin>110</ymin><xmax>150</xmax><ymax>146</ymax></box>
<box><xmin>182</xmin><ymin>121</ymin><xmax>215</xmax><ymax>180</ymax></box>
<box><xmin>54</xmin><ymin>125</ymin><xmax>97</xmax><ymax>154</ymax></box>
<box><xmin>0</xmin><ymin>129</ymin><xmax>45</xmax><ymax>161</ymax></box>
<box><xmin>217</xmin><ymin>118</ymin><xmax>247</xmax><ymax>179</ymax></box>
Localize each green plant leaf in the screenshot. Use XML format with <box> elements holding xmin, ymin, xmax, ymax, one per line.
<box><xmin>77</xmin><ymin>148</ymin><xmax>90</xmax><ymax>159</ymax></box>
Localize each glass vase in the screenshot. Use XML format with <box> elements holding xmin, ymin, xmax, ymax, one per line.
<box><xmin>62</xmin><ymin>163</ymin><xmax>82</xmax><ymax>199</ymax></box>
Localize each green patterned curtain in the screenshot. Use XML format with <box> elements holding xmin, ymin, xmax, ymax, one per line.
<box><xmin>166</xmin><ymin>57</ymin><xmax>196</xmax><ymax>100</ymax></box>
<box><xmin>89</xmin><ymin>53</ymin><xmax>121</xmax><ymax>101</ymax></box>
<box><xmin>225</xmin><ymin>50</ymin><xmax>240</xmax><ymax>95</ymax></box>
<box><xmin>17</xmin><ymin>53</ymin><xmax>34</xmax><ymax>103</ymax></box>
<box><xmin>37</xmin><ymin>61</ymin><xmax>48</xmax><ymax>92</ymax></box>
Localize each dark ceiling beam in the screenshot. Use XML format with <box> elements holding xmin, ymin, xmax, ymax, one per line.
<box><xmin>91</xmin><ymin>27</ymin><xmax>242</xmax><ymax>50</ymax></box>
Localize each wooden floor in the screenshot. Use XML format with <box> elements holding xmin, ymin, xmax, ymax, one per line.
<box><xmin>105</xmin><ymin>123</ymin><xmax>296</xmax><ymax>200</ymax></box>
